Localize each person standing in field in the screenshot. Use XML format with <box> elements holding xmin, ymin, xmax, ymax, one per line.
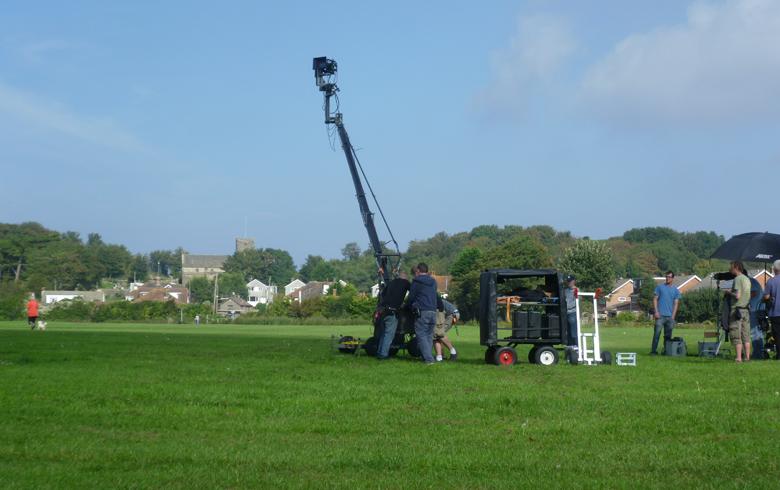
<box><xmin>762</xmin><ymin>260</ymin><xmax>780</xmax><ymax>360</ymax></box>
<box><xmin>433</xmin><ymin>296</ymin><xmax>459</xmax><ymax>362</ymax></box>
<box><xmin>724</xmin><ymin>261</ymin><xmax>751</xmax><ymax>362</ymax></box>
<box><xmin>650</xmin><ymin>271</ymin><xmax>681</xmax><ymax>355</ymax></box>
<box><xmin>375</xmin><ymin>269</ymin><xmax>410</xmax><ymax>360</ymax></box>
<box><xmin>27</xmin><ymin>294</ymin><xmax>39</xmax><ymax>330</ymax></box>
<box><xmin>405</xmin><ymin>263</ymin><xmax>438</xmax><ymax>365</ymax></box>
<box><xmin>743</xmin><ymin>266</ymin><xmax>765</xmax><ymax>359</ymax></box>
<box><xmin>564</xmin><ymin>275</ymin><xmax>578</xmax><ymax>349</ymax></box>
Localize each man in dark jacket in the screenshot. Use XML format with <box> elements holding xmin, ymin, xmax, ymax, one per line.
<box><xmin>376</xmin><ymin>270</ymin><xmax>410</xmax><ymax>359</ymax></box>
<box><xmin>405</xmin><ymin>262</ymin><xmax>438</xmax><ymax>364</ymax></box>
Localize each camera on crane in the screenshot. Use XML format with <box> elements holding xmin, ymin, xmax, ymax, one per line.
<box><xmin>313</xmin><ymin>57</ymin><xmax>338</xmax><ymax>92</ymax></box>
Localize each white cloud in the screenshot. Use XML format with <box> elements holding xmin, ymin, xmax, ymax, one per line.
<box><xmin>0</xmin><ymin>80</ymin><xmax>146</xmax><ymax>152</ymax></box>
<box><xmin>474</xmin><ymin>14</ymin><xmax>575</xmax><ymax>115</ymax></box>
<box><xmin>581</xmin><ymin>0</ymin><xmax>780</xmax><ymax>125</ymax></box>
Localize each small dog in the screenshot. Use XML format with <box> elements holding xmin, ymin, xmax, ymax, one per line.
<box><xmin>37</xmin><ymin>320</ymin><xmax>47</xmax><ymax>331</ymax></box>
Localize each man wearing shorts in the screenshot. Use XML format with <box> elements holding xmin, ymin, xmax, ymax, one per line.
<box><xmin>27</xmin><ymin>294</ymin><xmax>39</xmax><ymax>330</ymax></box>
<box><xmin>724</xmin><ymin>261</ymin><xmax>751</xmax><ymax>362</ymax></box>
<box><xmin>433</xmin><ymin>296</ymin><xmax>459</xmax><ymax>362</ymax></box>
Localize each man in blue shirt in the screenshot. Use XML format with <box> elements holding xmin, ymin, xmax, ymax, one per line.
<box><xmin>651</xmin><ymin>271</ymin><xmax>681</xmax><ymax>355</ymax></box>
<box><xmin>762</xmin><ymin>260</ymin><xmax>780</xmax><ymax>360</ymax></box>
<box><xmin>405</xmin><ymin>262</ymin><xmax>438</xmax><ymax>364</ymax></box>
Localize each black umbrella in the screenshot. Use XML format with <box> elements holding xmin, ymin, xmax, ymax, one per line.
<box><xmin>710</xmin><ymin>232</ymin><xmax>780</xmax><ymax>262</ymax></box>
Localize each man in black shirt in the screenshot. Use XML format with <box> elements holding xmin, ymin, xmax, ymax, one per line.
<box><xmin>376</xmin><ymin>270</ymin><xmax>410</xmax><ymax>359</ymax></box>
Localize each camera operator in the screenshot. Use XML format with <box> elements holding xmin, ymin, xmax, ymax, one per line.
<box><xmin>405</xmin><ymin>263</ymin><xmax>438</xmax><ymax>365</ymax></box>
<box><xmin>762</xmin><ymin>260</ymin><xmax>780</xmax><ymax>360</ymax></box>
<box><xmin>724</xmin><ymin>261</ymin><xmax>751</xmax><ymax>362</ymax></box>
<box><xmin>375</xmin><ymin>269</ymin><xmax>410</xmax><ymax>360</ymax></box>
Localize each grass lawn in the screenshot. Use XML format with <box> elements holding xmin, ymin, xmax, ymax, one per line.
<box><xmin>1</xmin><ymin>320</ymin><xmax>778</xmax><ymax>489</ymax></box>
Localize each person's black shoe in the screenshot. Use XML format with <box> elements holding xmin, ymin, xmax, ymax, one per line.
<box><xmin>649</xmin><ymin>352</ymin><xmax>658</xmax><ymax>356</ymax></box>
<box><xmin>449</xmin><ymin>353</ymin><xmax>458</xmax><ymax>361</ymax></box>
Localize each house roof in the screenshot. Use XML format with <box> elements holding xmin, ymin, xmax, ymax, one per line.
<box><xmin>247</xmin><ymin>279</ymin><xmax>268</xmax><ymax>288</ymax></box>
<box><xmin>609</xmin><ymin>279</ymin><xmax>634</xmax><ymax>295</ymax></box>
<box><xmin>219</xmin><ymin>296</ymin><xmax>252</xmax><ymax>308</ymax></box>
<box><xmin>285</xmin><ymin>279</ymin><xmax>306</xmax><ymax>288</ymax></box>
<box><xmin>182</xmin><ymin>254</ymin><xmax>229</xmax><ymax>268</ymax></box>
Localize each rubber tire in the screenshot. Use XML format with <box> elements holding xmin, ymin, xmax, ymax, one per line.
<box><xmin>362</xmin><ymin>336</ymin><xmax>378</xmax><ymax>357</ymax></box>
<box><xmin>338</xmin><ymin>335</ymin><xmax>359</xmax><ymax>355</ymax></box>
<box><xmin>484</xmin><ymin>346</ymin><xmax>497</xmax><ymax>365</ymax></box>
<box><xmin>601</xmin><ymin>350</ymin><xmax>612</xmax><ymax>365</ymax></box>
<box><xmin>527</xmin><ymin>346</ymin><xmax>538</xmax><ymax>364</ymax></box>
<box><xmin>494</xmin><ymin>346</ymin><xmax>518</xmax><ymax>366</ymax></box>
<box><xmin>406</xmin><ymin>339</ymin><xmax>421</xmax><ymax>358</ymax></box>
<box><xmin>534</xmin><ymin>346</ymin><xmax>559</xmax><ymax>366</ymax></box>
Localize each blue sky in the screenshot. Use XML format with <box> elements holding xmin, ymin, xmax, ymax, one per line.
<box><xmin>2</xmin><ymin>0</ymin><xmax>779</xmax><ymax>265</ymax></box>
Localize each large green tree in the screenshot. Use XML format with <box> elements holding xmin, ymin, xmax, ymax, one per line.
<box><xmin>559</xmin><ymin>240</ymin><xmax>615</xmax><ymax>291</ymax></box>
<box><xmin>224</xmin><ymin>248</ymin><xmax>296</xmax><ymax>286</ymax></box>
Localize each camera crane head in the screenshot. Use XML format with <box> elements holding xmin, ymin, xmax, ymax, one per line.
<box><xmin>313</xmin><ymin>57</ymin><xmax>342</xmax><ymax>125</ymax></box>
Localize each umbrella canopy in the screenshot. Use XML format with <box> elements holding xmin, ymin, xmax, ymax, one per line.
<box><xmin>710</xmin><ymin>232</ymin><xmax>780</xmax><ymax>262</ymax></box>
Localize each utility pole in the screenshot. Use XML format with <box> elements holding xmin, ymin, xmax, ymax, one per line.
<box><xmin>213</xmin><ymin>274</ymin><xmax>219</xmax><ymax>316</ymax></box>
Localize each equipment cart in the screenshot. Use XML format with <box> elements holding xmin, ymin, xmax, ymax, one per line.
<box><xmin>479</xmin><ymin>269</ymin><xmax>571</xmax><ymax>366</ymax></box>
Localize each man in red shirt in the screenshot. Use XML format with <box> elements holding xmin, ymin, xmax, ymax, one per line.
<box><xmin>27</xmin><ymin>294</ymin><xmax>39</xmax><ymax>330</ymax></box>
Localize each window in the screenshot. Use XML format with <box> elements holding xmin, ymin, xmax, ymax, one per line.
<box><xmin>618</xmin><ymin>296</ymin><xmax>627</xmax><ymax>302</ymax></box>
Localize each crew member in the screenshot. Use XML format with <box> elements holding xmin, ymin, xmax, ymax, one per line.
<box><xmin>763</xmin><ymin>260</ymin><xmax>780</xmax><ymax>360</ymax></box>
<box><xmin>27</xmin><ymin>294</ymin><xmax>39</xmax><ymax>330</ymax></box>
<box><xmin>564</xmin><ymin>275</ymin><xmax>578</xmax><ymax>348</ymax></box>
<box><xmin>434</xmin><ymin>296</ymin><xmax>460</xmax><ymax>362</ymax></box>
<box><xmin>651</xmin><ymin>271</ymin><xmax>680</xmax><ymax>355</ymax></box>
<box><xmin>405</xmin><ymin>263</ymin><xmax>438</xmax><ymax>364</ymax></box>
<box><xmin>725</xmin><ymin>261</ymin><xmax>751</xmax><ymax>362</ymax></box>
<box><xmin>375</xmin><ymin>270</ymin><xmax>410</xmax><ymax>360</ymax></box>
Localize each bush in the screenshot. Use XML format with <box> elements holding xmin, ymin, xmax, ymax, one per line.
<box><xmin>677</xmin><ymin>288</ymin><xmax>720</xmax><ymax>323</ymax></box>
<box><xmin>0</xmin><ymin>283</ymin><xmax>26</xmax><ymax>320</ymax></box>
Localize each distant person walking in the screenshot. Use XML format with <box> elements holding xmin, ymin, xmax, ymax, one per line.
<box><xmin>724</xmin><ymin>261</ymin><xmax>751</xmax><ymax>362</ymax></box>
<box><xmin>433</xmin><ymin>296</ymin><xmax>460</xmax><ymax>362</ymax></box>
<box><xmin>763</xmin><ymin>260</ymin><xmax>780</xmax><ymax>360</ymax></box>
<box><xmin>375</xmin><ymin>269</ymin><xmax>411</xmax><ymax>360</ymax></box>
<box><xmin>27</xmin><ymin>294</ymin><xmax>39</xmax><ymax>330</ymax></box>
<box><xmin>651</xmin><ymin>271</ymin><xmax>680</xmax><ymax>355</ymax></box>
<box><xmin>564</xmin><ymin>275</ymin><xmax>578</xmax><ymax>348</ymax></box>
<box><xmin>405</xmin><ymin>263</ymin><xmax>438</xmax><ymax>364</ymax></box>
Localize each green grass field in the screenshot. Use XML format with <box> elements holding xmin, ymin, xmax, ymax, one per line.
<box><xmin>1</xmin><ymin>321</ymin><xmax>778</xmax><ymax>489</ymax></box>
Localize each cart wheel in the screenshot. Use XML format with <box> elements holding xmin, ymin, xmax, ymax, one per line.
<box><xmin>494</xmin><ymin>346</ymin><xmax>517</xmax><ymax>366</ymax></box>
<box><xmin>601</xmin><ymin>351</ymin><xmax>612</xmax><ymax>365</ymax></box>
<box><xmin>363</xmin><ymin>336</ymin><xmax>378</xmax><ymax>357</ymax></box>
<box><xmin>527</xmin><ymin>346</ymin><xmax>538</xmax><ymax>364</ymax></box>
<box><xmin>534</xmin><ymin>346</ymin><xmax>559</xmax><ymax>366</ymax></box>
<box><xmin>337</xmin><ymin>336</ymin><xmax>359</xmax><ymax>355</ymax></box>
<box><xmin>406</xmin><ymin>339</ymin><xmax>421</xmax><ymax>358</ymax></box>
<box><xmin>484</xmin><ymin>346</ymin><xmax>497</xmax><ymax>364</ymax></box>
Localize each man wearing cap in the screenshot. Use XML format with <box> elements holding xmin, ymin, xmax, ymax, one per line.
<box><xmin>651</xmin><ymin>271</ymin><xmax>681</xmax><ymax>355</ymax></box>
<box><xmin>763</xmin><ymin>260</ymin><xmax>780</xmax><ymax>360</ymax></box>
<box><xmin>564</xmin><ymin>275</ymin><xmax>578</xmax><ymax>348</ymax></box>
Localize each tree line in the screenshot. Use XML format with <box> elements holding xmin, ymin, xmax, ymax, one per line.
<box><xmin>1</xmin><ymin>221</ymin><xmax>728</xmax><ymax>321</ymax></box>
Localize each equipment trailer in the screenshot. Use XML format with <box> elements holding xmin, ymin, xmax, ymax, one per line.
<box><xmin>479</xmin><ymin>269</ymin><xmax>611</xmax><ymax>366</ymax></box>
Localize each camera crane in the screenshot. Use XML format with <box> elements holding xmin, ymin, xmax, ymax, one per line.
<box><xmin>312</xmin><ymin>57</ymin><xmax>402</xmax><ymax>291</ymax></box>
